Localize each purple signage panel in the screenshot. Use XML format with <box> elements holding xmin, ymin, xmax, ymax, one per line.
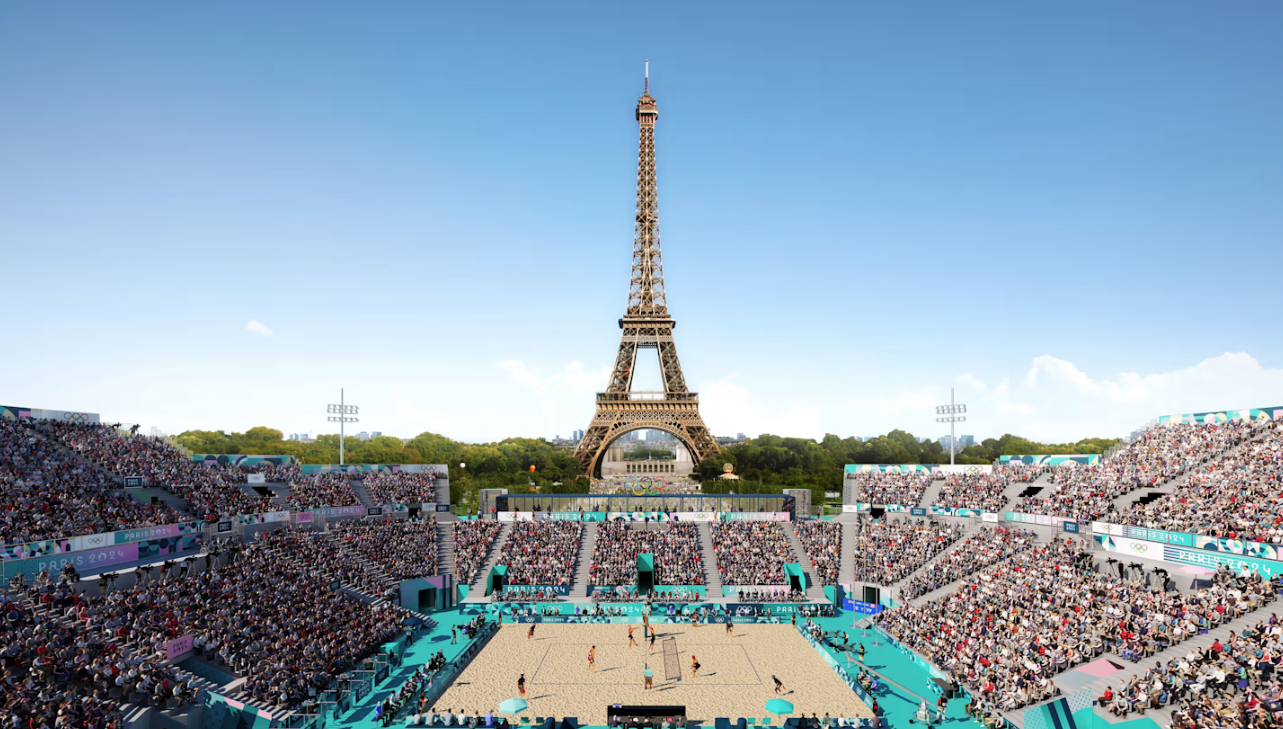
<box><xmin>31</xmin><ymin>542</ymin><xmax>140</xmax><ymax>574</ymax></box>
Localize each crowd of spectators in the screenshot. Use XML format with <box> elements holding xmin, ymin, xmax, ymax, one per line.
<box><xmin>247</xmin><ymin>462</ymin><xmax>301</xmax><ymax>483</ymax></box>
<box><xmin>363</xmin><ymin>472</ymin><xmax>438</xmax><ymax>506</ymax></box>
<box><xmin>1159</xmin><ymin>605</ymin><xmax>1283</xmax><ymax>727</ymax></box>
<box><xmin>710</xmin><ymin>522</ymin><xmax>793</xmax><ymax>585</ymax></box>
<box><xmin>497</xmin><ymin>522</ymin><xmax>582</xmax><ymax>585</ymax></box>
<box><xmin>843</xmin><ymin>470</ymin><xmax>933</xmax><ymax>506</ymax></box>
<box><xmin>878</xmin><ymin>536</ymin><xmax>1276</xmax><ymax>715</ymax></box>
<box><xmin>588</xmin><ymin>522</ymin><xmax>704</xmax><ymax>587</ymax></box>
<box><xmin>1117</xmin><ymin>419</ymin><xmax>1283</xmax><ymax>544</ymax></box>
<box><xmin>932</xmin><ymin>464</ymin><xmax>1044</xmax><ymax>513</ymax></box>
<box><xmin>42</xmin><ymin>420</ymin><xmax>268</xmax><ymax>520</ymax></box>
<box><xmin>285</xmin><ymin>472</ymin><xmax>359</xmax><ymax>509</ymax></box>
<box><xmin>898</xmin><ymin>527</ymin><xmax>1035</xmax><ymax>601</ymax></box>
<box><xmin>493</xmin><ymin>586</ymin><xmax>562</xmax><ymax>602</ymax></box>
<box><xmin>1016</xmin><ymin>421</ymin><xmax>1258</xmax><ymax>524</ymax></box>
<box><xmin>851</xmin><ymin>518</ymin><xmax>962</xmax><ymax>586</ymax></box>
<box><xmin>72</xmin><ymin>539</ymin><xmax>407</xmax><ymax>710</ymax></box>
<box><xmin>794</xmin><ymin>520</ymin><xmax>841</xmax><ymax>585</ymax></box>
<box><xmin>0</xmin><ymin>576</ymin><xmax>199</xmax><ymax>729</ymax></box>
<box><xmin>0</xmin><ymin>419</ymin><xmax>186</xmax><ymax>543</ymax></box>
<box><xmin>331</xmin><ymin>518</ymin><xmax>438</xmax><ymax>580</ymax></box>
<box><xmin>257</xmin><ymin>526</ymin><xmax>391</xmax><ymax>596</ymax></box>
<box><xmin>454</xmin><ymin>521</ymin><xmax>503</xmax><ymax>583</ymax></box>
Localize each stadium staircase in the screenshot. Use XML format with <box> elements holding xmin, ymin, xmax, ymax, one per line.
<box><xmin>839</xmin><ymin>522</ymin><xmax>857</xmax><ymax>587</ymax></box>
<box><xmin>1003</xmin><ymin>471</ymin><xmax>1049</xmax><ymax>511</ymax></box>
<box><xmin>1000</xmin><ymin>606</ymin><xmax>1269</xmax><ymax>729</ymax></box>
<box><xmin>435</xmin><ymin>473</ymin><xmax>451</xmax><ymax>508</ymax></box>
<box><xmin>436</xmin><ymin>521</ymin><xmax>457</xmax><ymax>576</ymax></box>
<box><xmin>569</xmin><ymin>521</ymin><xmax>598</xmax><ymax>598</ymax></box>
<box><xmin>466</xmin><ymin>523</ymin><xmax>510</xmax><ymax>594</ymax></box>
<box><xmin>917</xmin><ymin>476</ymin><xmax>947</xmax><ymax>509</ymax></box>
<box><xmin>350</xmin><ymin>478</ymin><xmax>376</xmax><ymax>507</ymax></box>
<box><xmin>783</xmin><ymin>523</ymin><xmax>830</xmax><ymax>601</ymax></box>
<box><xmin>695</xmin><ymin>522</ymin><xmax>723</xmax><ymax>597</ymax></box>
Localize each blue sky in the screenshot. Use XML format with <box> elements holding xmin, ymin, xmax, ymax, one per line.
<box><xmin>2</xmin><ymin>2</ymin><xmax>1281</xmax><ymax>444</ymax></box>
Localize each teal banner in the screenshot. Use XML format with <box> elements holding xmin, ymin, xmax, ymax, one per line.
<box><xmin>999</xmin><ymin>455</ymin><xmax>1100</xmax><ymax>467</ymax></box>
<box><xmin>1156</xmin><ymin>405</ymin><xmax>1283</xmax><ymax>426</ymax></box>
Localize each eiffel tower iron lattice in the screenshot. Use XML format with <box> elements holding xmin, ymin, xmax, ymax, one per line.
<box><xmin>574</xmin><ymin>67</ymin><xmax>719</xmax><ymax>477</ymax></box>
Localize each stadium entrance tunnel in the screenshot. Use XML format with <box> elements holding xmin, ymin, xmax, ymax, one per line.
<box><xmin>784</xmin><ymin>563</ymin><xmax>804</xmax><ymax>593</ymax></box>
<box><xmin>637</xmin><ymin>553</ymin><xmax>654</xmax><ymax>593</ymax></box>
<box><xmin>485</xmin><ymin>564</ymin><xmax>508</xmax><ymax>597</ymax></box>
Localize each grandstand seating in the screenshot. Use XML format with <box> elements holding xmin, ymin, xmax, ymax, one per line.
<box><xmin>362</xmin><ymin>471</ymin><xmax>439</xmax><ymax>505</ymax></box>
<box><xmin>879</xmin><ymin>536</ymin><xmax>1277</xmax><ymax>713</ymax></box>
<box><xmin>1114</xmin><ymin>419</ymin><xmax>1283</xmax><ymax>542</ymax></box>
<box><xmin>850</xmin><ymin>519</ymin><xmax>961</xmax><ymax>586</ymax></box>
<box><xmin>0</xmin><ymin>419</ymin><xmax>188</xmax><ymax>542</ymax></box>
<box><xmin>284</xmin><ymin>471</ymin><xmax>359</xmax><ymax>509</ymax></box>
<box><xmin>454</xmin><ymin>520</ymin><xmax>503</xmax><ymax>583</ymax></box>
<box><xmin>589</xmin><ymin>521</ymin><xmax>704</xmax><ymax>587</ymax></box>
<box><xmin>931</xmin><ymin>464</ymin><xmax>1042</xmax><ymax>512</ymax></box>
<box><xmin>842</xmin><ymin>470</ymin><xmax>932</xmax><ymax>505</ymax></box>
<box><xmin>496</xmin><ymin>521</ymin><xmax>582</xmax><ymax>585</ymax></box>
<box><xmin>711</xmin><ymin>522</ymin><xmax>792</xmax><ymax>585</ymax></box>
<box><xmin>331</xmin><ymin>517</ymin><xmax>439</xmax><ymax>579</ymax></box>
<box><xmin>1014</xmin><ymin>420</ymin><xmax>1257</xmax><ymax>524</ymax></box>
<box><xmin>39</xmin><ymin>420</ymin><xmax>268</xmax><ymax>520</ymax></box>
<box><xmin>794</xmin><ymin>520</ymin><xmax>840</xmax><ymax>585</ymax></box>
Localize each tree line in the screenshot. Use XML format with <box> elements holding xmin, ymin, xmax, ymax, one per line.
<box><xmin>175</xmin><ymin>426</ymin><xmax>1117</xmax><ymax>513</ymax></box>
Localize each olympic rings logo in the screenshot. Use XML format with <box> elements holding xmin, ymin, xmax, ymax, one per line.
<box><xmin>1130</xmin><ymin>543</ymin><xmax>1149</xmax><ymax>553</ymax></box>
<box><xmin>62</xmin><ymin>412</ymin><xmax>88</xmax><ymax>423</ymax></box>
<box><xmin>626</xmin><ymin>476</ymin><xmax>666</xmax><ymax>496</ymax></box>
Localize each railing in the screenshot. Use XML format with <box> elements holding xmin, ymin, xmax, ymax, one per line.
<box><xmin>596</xmin><ymin>391</ymin><xmax>699</xmax><ymax>404</ymax></box>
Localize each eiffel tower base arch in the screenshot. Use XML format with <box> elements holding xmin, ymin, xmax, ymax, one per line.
<box><xmin>575</xmin><ymin>394</ymin><xmax>719</xmax><ymax>478</ymax></box>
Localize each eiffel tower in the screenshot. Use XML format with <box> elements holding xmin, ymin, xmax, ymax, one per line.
<box><xmin>575</xmin><ymin>65</ymin><xmax>720</xmax><ymax>476</ymax></box>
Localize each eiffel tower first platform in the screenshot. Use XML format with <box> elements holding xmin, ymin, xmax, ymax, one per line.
<box><xmin>574</xmin><ymin>67</ymin><xmax>720</xmax><ymax>477</ymax></box>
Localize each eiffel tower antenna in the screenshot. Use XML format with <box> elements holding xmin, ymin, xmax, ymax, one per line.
<box><xmin>574</xmin><ymin>66</ymin><xmax>719</xmax><ymax>477</ymax></box>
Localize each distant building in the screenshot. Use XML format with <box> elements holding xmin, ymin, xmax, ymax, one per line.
<box><xmin>958</xmin><ymin>435</ymin><xmax>975</xmax><ymax>448</ymax></box>
<box><xmin>938</xmin><ymin>435</ymin><xmax>954</xmax><ymax>450</ymax></box>
<box><xmin>736</xmin><ymin>433</ymin><xmax>746</xmax><ymax>441</ymax></box>
<box><xmin>355</xmin><ymin>431</ymin><xmax>370</xmax><ymax>441</ymax></box>
<box><xmin>371</xmin><ymin>431</ymin><xmax>383</xmax><ymax>439</ymax></box>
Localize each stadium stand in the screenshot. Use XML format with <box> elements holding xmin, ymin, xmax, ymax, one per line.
<box><xmin>496</xmin><ymin>522</ymin><xmax>582</xmax><ymax>586</ymax></box>
<box><xmin>256</xmin><ymin>526</ymin><xmax>393</xmax><ymax>597</ymax></box>
<box><xmin>284</xmin><ymin>471</ymin><xmax>359</xmax><ymax>509</ymax></box>
<box><xmin>932</xmin><ymin>464</ymin><xmax>1043</xmax><ymax>512</ymax></box>
<box><xmin>898</xmin><ymin>526</ymin><xmax>1036</xmax><ymax>601</ymax></box>
<box><xmin>453</xmin><ymin>520</ymin><xmax>503</xmax><ymax>584</ymax></box>
<box><xmin>588</xmin><ymin>521</ymin><xmax>705</xmax><ymax>587</ymax></box>
<box><xmin>843</xmin><ymin>470</ymin><xmax>933</xmax><ymax>505</ymax></box>
<box><xmin>710</xmin><ymin>522</ymin><xmax>793</xmax><ymax>585</ymax></box>
<box><xmin>850</xmin><ymin>519</ymin><xmax>962</xmax><ymax>586</ymax></box>
<box><xmin>39</xmin><ymin>420</ymin><xmax>268</xmax><ymax>520</ymax></box>
<box><xmin>1014</xmin><ymin>420</ymin><xmax>1258</xmax><ymax>523</ymax></box>
<box><xmin>1117</xmin><ymin>419</ymin><xmax>1283</xmax><ymax>542</ymax></box>
<box><xmin>331</xmin><ymin>517</ymin><xmax>439</xmax><ymax>579</ymax></box>
<box><xmin>0</xmin><ymin>419</ymin><xmax>188</xmax><ymax>542</ymax></box>
<box><xmin>878</xmin><ymin>536</ymin><xmax>1277</xmax><ymax>714</ymax></box>
<box><xmin>362</xmin><ymin>471</ymin><xmax>438</xmax><ymax>505</ymax></box>
<box><xmin>794</xmin><ymin>519</ymin><xmax>841</xmax><ymax>585</ymax></box>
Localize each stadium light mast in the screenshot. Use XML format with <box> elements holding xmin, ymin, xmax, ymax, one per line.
<box><xmin>935</xmin><ymin>387</ymin><xmax>967</xmax><ymax>466</ymax></box>
<box><xmin>326</xmin><ymin>388</ymin><xmax>359</xmax><ymax>465</ymax></box>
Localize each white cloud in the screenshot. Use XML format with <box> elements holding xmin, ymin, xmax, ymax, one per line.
<box><xmin>703</xmin><ymin>375</ymin><xmax>822</xmax><ymax>440</ymax></box>
<box><xmin>952</xmin><ymin>352</ymin><xmax>1283</xmax><ymax>442</ymax></box>
<box><xmin>245</xmin><ymin>320</ymin><xmax>273</xmax><ymax>336</ymax></box>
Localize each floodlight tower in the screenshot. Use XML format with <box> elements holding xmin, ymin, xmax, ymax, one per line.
<box><xmin>935</xmin><ymin>387</ymin><xmax>967</xmax><ymax>466</ymax></box>
<box><xmin>326</xmin><ymin>388</ymin><xmax>359</xmax><ymax>466</ymax></box>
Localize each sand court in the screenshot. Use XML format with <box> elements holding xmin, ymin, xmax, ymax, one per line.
<box><xmin>431</xmin><ymin>624</ymin><xmax>874</xmax><ymax>724</ymax></box>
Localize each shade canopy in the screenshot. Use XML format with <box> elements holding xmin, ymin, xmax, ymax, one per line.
<box><xmin>499</xmin><ymin>699</ymin><xmax>528</xmax><ymax>714</ymax></box>
<box><xmin>765</xmin><ymin>699</ymin><xmax>794</xmax><ymax>715</ymax></box>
